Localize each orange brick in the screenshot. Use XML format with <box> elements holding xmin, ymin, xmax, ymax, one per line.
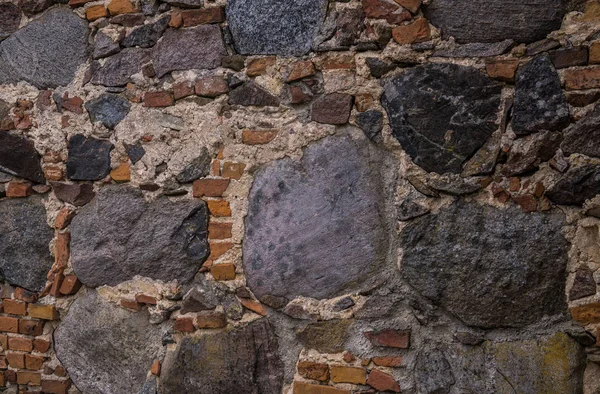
<box><xmin>49</xmin><ymin>271</ymin><xmax>65</xmax><ymax>298</ymax></box>
<box><xmin>59</xmin><ymin>275</ymin><xmax>82</xmax><ymax>296</ymax></box>
<box><xmin>570</xmin><ymin>302</ymin><xmax>600</xmax><ymax>324</ymax></box>
<box><xmin>330</xmin><ymin>365</ymin><xmax>366</xmax><ymax>384</ymax></box>
<box><xmin>151</xmin><ymin>360</ymin><xmax>161</xmax><ymax>376</ymax></box>
<box><xmin>25</xmin><ymin>354</ymin><xmax>45</xmax><ymax>370</ymax></box>
<box><xmin>239</xmin><ymin>298</ymin><xmax>267</xmax><ymax>316</ymax></box>
<box><xmin>485</xmin><ymin>58</ymin><xmax>519</xmax><ymax>83</ymax></box>
<box><xmin>207</xmin><ymin>200</ymin><xmax>231</xmax><ymax>217</ymax></box>
<box><xmin>297</xmin><ymin>361</ymin><xmax>329</xmax><ymax>381</ymax></box>
<box><xmin>19</xmin><ymin>319</ymin><xmax>44</xmax><ymax>336</ymax></box>
<box><xmin>33</xmin><ymin>339</ymin><xmax>50</xmax><ymax>353</ymax></box>
<box><xmin>4</xmin><ymin>299</ymin><xmax>27</xmax><ymax>316</ymax></box>
<box><xmin>28</xmin><ymin>304</ymin><xmax>58</xmax><ymax>320</ymax></box>
<box><xmin>208</xmin><ymin>222</ymin><xmax>232</xmax><ymax>240</ymax></box>
<box><xmin>54</xmin><ymin>231</ymin><xmax>70</xmax><ymax>271</ymax></box>
<box><xmin>195</xmin><ymin>311</ymin><xmax>227</xmax><ymax>329</ymax></box>
<box><xmin>367</xmin><ymin>369</ymin><xmax>400</xmax><ymax>392</ymax></box>
<box><xmin>242</xmin><ymin>129</ymin><xmax>279</xmax><ymax>145</ymax></box>
<box><xmin>392</xmin><ymin>17</ymin><xmax>431</xmax><ymax>44</ymax></box>
<box><xmin>6</xmin><ymin>352</ymin><xmax>24</xmax><ymax>369</ymax></box>
<box><xmin>193</xmin><ymin>178</ymin><xmax>230</xmax><ymax>197</ymax></box>
<box><xmin>210</xmin><ymin>263</ymin><xmax>236</xmax><ymax>280</ymax></box>
<box><xmin>287</xmin><ymin>61</ymin><xmax>315</xmax><ymax>82</ymax></box>
<box><xmin>372</xmin><ymin>356</ymin><xmax>403</xmax><ymax>367</ymax></box>
<box><xmin>6</xmin><ymin>181</ymin><xmax>33</xmax><ymax>198</ymax></box>
<box><xmin>14</xmin><ymin>288</ymin><xmax>38</xmax><ymax>303</ymax></box>
<box><xmin>169</xmin><ymin>10</ymin><xmax>183</xmax><ymax>27</ymax></box>
<box><xmin>181</xmin><ymin>6</ymin><xmax>225</xmax><ymax>27</ymax></box>
<box><xmin>564</xmin><ymin>67</ymin><xmax>600</xmax><ymax>90</ymax></box>
<box><xmin>110</xmin><ymin>162</ymin><xmax>131</xmax><ymax>182</ymax></box>
<box><xmin>17</xmin><ymin>371</ymin><xmax>41</xmax><ymax>386</ymax></box>
<box><xmin>107</xmin><ymin>0</ymin><xmax>136</xmax><ymax>15</ymax></box>
<box><xmin>8</xmin><ymin>336</ymin><xmax>33</xmax><ymax>352</ymax></box>
<box><xmin>221</xmin><ymin>162</ymin><xmax>246</xmax><ymax>180</ymax></box>
<box><xmin>206</xmin><ymin>242</ymin><xmax>233</xmax><ymax>263</ymax></box>
<box><xmin>0</xmin><ymin>317</ymin><xmax>19</xmax><ymax>333</ymax></box>
<box><xmin>174</xmin><ymin>317</ymin><xmax>195</xmax><ymax>333</ymax></box>
<box><xmin>293</xmin><ymin>381</ymin><xmax>350</xmax><ymax>394</ymax></box>
<box><xmin>85</xmin><ymin>4</ymin><xmax>107</xmax><ymax>21</ymax></box>
<box><xmin>55</xmin><ymin>208</ymin><xmax>75</xmax><ymax>230</ymax></box>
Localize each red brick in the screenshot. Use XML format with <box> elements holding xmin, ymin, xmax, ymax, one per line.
<box><xmin>0</xmin><ymin>317</ymin><xmax>18</xmax><ymax>333</ymax></box>
<box><xmin>41</xmin><ymin>379</ymin><xmax>71</xmax><ymax>394</ymax></box>
<box><xmin>33</xmin><ymin>339</ymin><xmax>51</xmax><ymax>353</ymax></box>
<box><xmin>8</xmin><ymin>336</ymin><xmax>33</xmax><ymax>352</ymax></box>
<box><xmin>193</xmin><ymin>178</ymin><xmax>230</xmax><ymax>197</ymax></box>
<box><xmin>174</xmin><ymin>317</ymin><xmax>195</xmax><ymax>333</ymax></box>
<box><xmin>330</xmin><ymin>365</ymin><xmax>366</xmax><ymax>384</ymax></box>
<box><xmin>195</xmin><ymin>76</ymin><xmax>229</xmax><ymax>98</ymax></box>
<box><xmin>364</xmin><ymin>329</ymin><xmax>410</xmax><ymax>348</ymax></box>
<box><xmin>6</xmin><ymin>352</ymin><xmax>25</xmax><ymax>369</ymax></box>
<box><xmin>246</xmin><ymin>57</ymin><xmax>276</xmax><ymax>76</ymax></box>
<box><xmin>59</xmin><ymin>275</ymin><xmax>82</xmax><ymax>296</ymax></box>
<box><xmin>19</xmin><ymin>319</ymin><xmax>44</xmax><ymax>336</ymax></box>
<box><xmin>135</xmin><ymin>294</ymin><xmax>157</xmax><ymax>305</ymax></box>
<box><xmin>287</xmin><ymin>60</ymin><xmax>315</xmax><ymax>82</ymax></box>
<box><xmin>25</xmin><ymin>354</ymin><xmax>45</xmax><ymax>370</ymax></box>
<box><xmin>49</xmin><ymin>271</ymin><xmax>65</xmax><ymax>298</ymax></box>
<box><xmin>564</xmin><ymin>67</ymin><xmax>600</xmax><ymax>90</ymax></box>
<box><xmin>293</xmin><ymin>381</ymin><xmax>350</xmax><ymax>394</ymax></box>
<box><xmin>14</xmin><ymin>288</ymin><xmax>38</xmax><ymax>303</ymax></box>
<box><xmin>6</xmin><ymin>181</ymin><xmax>33</xmax><ymax>198</ymax></box>
<box><xmin>242</xmin><ymin>129</ymin><xmax>279</xmax><ymax>145</ymax></box>
<box><xmin>144</xmin><ymin>91</ymin><xmax>174</xmax><ymax>107</ymax></box>
<box><xmin>221</xmin><ymin>162</ymin><xmax>245</xmax><ymax>180</ymax></box>
<box><xmin>55</xmin><ymin>208</ymin><xmax>75</xmax><ymax>230</ymax></box>
<box><xmin>208</xmin><ymin>222</ymin><xmax>232</xmax><ymax>240</ymax></box>
<box><xmin>181</xmin><ymin>6</ymin><xmax>225</xmax><ymax>27</ymax></box>
<box><xmin>4</xmin><ymin>369</ymin><xmax>16</xmax><ymax>384</ymax></box>
<box><xmin>206</xmin><ymin>241</ymin><xmax>233</xmax><ymax>264</ymax></box>
<box><xmin>392</xmin><ymin>17</ymin><xmax>431</xmax><ymax>44</ymax></box>
<box><xmin>297</xmin><ymin>361</ymin><xmax>329</xmax><ymax>381</ymax></box>
<box><xmin>54</xmin><ymin>365</ymin><xmax>67</xmax><ymax>377</ymax></box>
<box><xmin>0</xmin><ymin>334</ymin><xmax>7</xmax><ymax>350</ymax></box>
<box><xmin>54</xmin><ymin>231</ymin><xmax>70</xmax><ymax>271</ymax></box>
<box><xmin>173</xmin><ymin>81</ymin><xmax>195</xmax><ymax>100</ymax></box>
<box><xmin>210</xmin><ymin>263</ymin><xmax>236</xmax><ymax>280</ymax></box>
<box><xmin>17</xmin><ymin>371</ymin><xmax>41</xmax><ymax>386</ymax></box>
<box><xmin>28</xmin><ymin>304</ymin><xmax>58</xmax><ymax>320</ymax></box>
<box><xmin>485</xmin><ymin>58</ymin><xmax>519</xmax><ymax>83</ymax></box>
<box><xmin>151</xmin><ymin>360</ymin><xmax>161</xmax><ymax>376</ymax></box>
<box><xmin>372</xmin><ymin>356</ymin><xmax>403</xmax><ymax>367</ymax></box>
<box><xmin>69</xmin><ymin>0</ymin><xmax>92</xmax><ymax>7</ymax></box>
<box><xmin>239</xmin><ymin>298</ymin><xmax>267</xmax><ymax>316</ymax></box>
<box><xmin>207</xmin><ymin>200</ymin><xmax>231</xmax><ymax>217</ymax></box>
<box><xmin>362</xmin><ymin>0</ymin><xmax>412</xmax><ymax>24</ymax></box>
<box><xmin>367</xmin><ymin>369</ymin><xmax>400</xmax><ymax>392</ymax></box>
<box><xmin>4</xmin><ymin>299</ymin><xmax>27</xmax><ymax>316</ymax></box>
<box><xmin>120</xmin><ymin>299</ymin><xmax>141</xmax><ymax>311</ymax></box>
<box><xmin>195</xmin><ymin>311</ymin><xmax>227</xmax><ymax>329</ymax></box>
<box><xmin>0</xmin><ymin>355</ymin><xmax>6</xmax><ymax>369</ymax></box>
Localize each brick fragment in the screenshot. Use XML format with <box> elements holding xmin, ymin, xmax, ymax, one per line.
<box><xmin>362</xmin><ymin>0</ymin><xmax>412</xmax><ymax>24</ymax></box>
<box><xmin>4</xmin><ymin>369</ymin><xmax>16</xmax><ymax>384</ymax></box>
<box><xmin>247</xmin><ymin>57</ymin><xmax>276</xmax><ymax>77</ymax></box>
<box><xmin>55</xmin><ymin>208</ymin><xmax>75</xmax><ymax>230</ymax></box>
<box><xmin>110</xmin><ymin>162</ymin><xmax>131</xmax><ymax>182</ymax></box>
<box><xmin>206</xmin><ymin>242</ymin><xmax>233</xmax><ymax>264</ymax></box>
<box><xmin>59</xmin><ymin>275</ymin><xmax>82</xmax><ymax>296</ymax></box>
<box><xmin>330</xmin><ymin>365</ymin><xmax>366</xmax><ymax>384</ymax></box>
<box><xmin>4</xmin><ymin>299</ymin><xmax>27</xmax><ymax>316</ymax></box>
<box><xmin>0</xmin><ymin>334</ymin><xmax>7</xmax><ymax>350</ymax></box>
<box><xmin>181</xmin><ymin>7</ymin><xmax>225</xmax><ymax>27</ymax></box>
<box><xmin>174</xmin><ymin>317</ymin><xmax>195</xmax><ymax>333</ymax></box>
<box><xmin>44</xmin><ymin>165</ymin><xmax>64</xmax><ymax>181</ymax></box>
<box><xmin>144</xmin><ymin>91</ymin><xmax>174</xmax><ymax>107</ymax></box>
<box><xmin>107</xmin><ymin>0</ymin><xmax>136</xmax><ymax>15</ymax></box>
<box><xmin>0</xmin><ymin>355</ymin><xmax>6</xmax><ymax>369</ymax></box>
<box><xmin>210</xmin><ymin>263</ymin><xmax>236</xmax><ymax>280</ymax></box>
<box><xmin>364</xmin><ymin>329</ymin><xmax>410</xmax><ymax>348</ymax></box>
<box><xmin>33</xmin><ymin>338</ymin><xmax>50</xmax><ymax>353</ymax></box>
<box><xmin>61</xmin><ymin>94</ymin><xmax>83</xmax><ymax>114</ymax></box>
<box><xmin>7</xmin><ymin>352</ymin><xmax>25</xmax><ymax>369</ymax></box>
<box><xmin>564</xmin><ymin>67</ymin><xmax>600</xmax><ymax>90</ymax></box>
<box><xmin>19</xmin><ymin>319</ymin><xmax>44</xmax><ymax>336</ymax></box>
<box><xmin>570</xmin><ymin>302</ymin><xmax>600</xmax><ymax>324</ymax></box>
<box><xmin>195</xmin><ymin>311</ymin><xmax>227</xmax><ymax>329</ymax></box>
<box><xmin>25</xmin><ymin>354</ymin><xmax>45</xmax><ymax>370</ymax></box>
<box><xmin>297</xmin><ymin>361</ymin><xmax>329</xmax><ymax>381</ymax></box>
<box><xmin>41</xmin><ymin>379</ymin><xmax>71</xmax><ymax>394</ymax></box>
<box><xmin>195</xmin><ymin>76</ymin><xmax>229</xmax><ymax>98</ymax></box>
<box><xmin>207</xmin><ymin>200</ymin><xmax>231</xmax><ymax>217</ymax></box>
<box><xmin>69</xmin><ymin>0</ymin><xmax>91</xmax><ymax>7</ymax></box>
<box><xmin>293</xmin><ymin>381</ymin><xmax>350</xmax><ymax>394</ymax></box>
<box><xmin>8</xmin><ymin>336</ymin><xmax>33</xmax><ymax>352</ymax></box>
<box><xmin>590</xmin><ymin>42</ymin><xmax>600</xmax><ymax>64</ymax></box>
<box><xmin>221</xmin><ymin>162</ymin><xmax>245</xmax><ymax>180</ymax></box>
<box><xmin>513</xmin><ymin>194</ymin><xmax>537</xmax><ymax>213</ymax></box>
<box><xmin>392</xmin><ymin>18</ymin><xmax>431</xmax><ymax>44</ymax></box>
<box><xmin>394</xmin><ymin>0</ymin><xmax>421</xmax><ymax>13</ymax></box>
<box><xmin>135</xmin><ymin>294</ymin><xmax>157</xmax><ymax>305</ymax></box>
<box><xmin>17</xmin><ymin>371</ymin><xmax>41</xmax><ymax>386</ymax></box>
<box><xmin>239</xmin><ymin>298</ymin><xmax>267</xmax><ymax>316</ymax></box>
<box><xmin>0</xmin><ymin>317</ymin><xmax>19</xmax><ymax>333</ymax></box>
<box><xmin>86</xmin><ymin>4</ymin><xmax>107</xmax><ymax>21</ymax></box>
<box><xmin>169</xmin><ymin>10</ymin><xmax>182</xmax><ymax>28</ymax></box>
<box><xmin>208</xmin><ymin>222</ymin><xmax>232</xmax><ymax>240</ymax></box>
<box><xmin>120</xmin><ymin>299</ymin><xmax>141</xmax><ymax>311</ymax></box>
<box><xmin>28</xmin><ymin>304</ymin><xmax>58</xmax><ymax>320</ymax></box>
<box><xmin>242</xmin><ymin>129</ymin><xmax>279</xmax><ymax>145</ymax></box>
<box><xmin>367</xmin><ymin>369</ymin><xmax>400</xmax><ymax>392</ymax></box>
<box><xmin>485</xmin><ymin>58</ymin><xmax>519</xmax><ymax>83</ymax></box>
<box><xmin>54</xmin><ymin>231</ymin><xmax>70</xmax><ymax>271</ymax></box>
<box><xmin>151</xmin><ymin>360</ymin><xmax>161</xmax><ymax>376</ymax></box>
<box><xmin>372</xmin><ymin>356</ymin><xmax>403</xmax><ymax>367</ymax></box>
<box><xmin>6</xmin><ymin>181</ymin><xmax>33</xmax><ymax>198</ymax></box>
<box><xmin>193</xmin><ymin>178</ymin><xmax>230</xmax><ymax>197</ymax></box>
<box><xmin>173</xmin><ymin>81</ymin><xmax>195</xmax><ymax>100</ymax></box>
<box><xmin>548</xmin><ymin>47</ymin><xmax>588</xmax><ymax>69</ymax></box>
<box><xmin>287</xmin><ymin>60</ymin><xmax>315</xmax><ymax>82</ymax></box>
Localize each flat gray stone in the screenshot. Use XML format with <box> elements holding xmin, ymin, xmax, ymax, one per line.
<box><xmin>562</xmin><ymin>104</ymin><xmax>600</xmax><ymax>158</ymax></box>
<box><xmin>91</xmin><ymin>47</ymin><xmax>151</xmax><ymax>87</ymax></box>
<box><xmin>0</xmin><ymin>196</ymin><xmax>53</xmax><ymax>292</ymax></box>
<box><xmin>243</xmin><ymin>134</ymin><xmax>389</xmax><ymax>300</ymax></box>
<box><xmin>226</xmin><ymin>0</ymin><xmax>328</xmax><ymax>55</ymax></box>
<box><xmin>400</xmin><ymin>200</ymin><xmax>568</xmax><ymax>328</ymax></box>
<box><xmin>152</xmin><ymin>25</ymin><xmax>225</xmax><ymax>78</ymax></box>
<box><xmin>55</xmin><ymin>290</ymin><xmax>165</xmax><ymax>394</ymax></box>
<box><xmin>512</xmin><ymin>55</ymin><xmax>570</xmax><ymax>136</ymax></box>
<box><xmin>70</xmin><ymin>186</ymin><xmax>209</xmax><ymax>287</ymax></box>
<box><xmin>85</xmin><ymin>93</ymin><xmax>131</xmax><ymax>130</ymax></box>
<box><xmin>93</xmin><ymin>31</ymin><xmax>121</xmax><ymax>59</ymax></box>
<box><xmin>0</xmin><ymin>7</ymin><xmax>88</xmax><ymax>89</ymax></box>
<box><xmin>382</xmin><ymin>63</ymin><xmax>501</xmax><ymax>174</ymax></box>
<box><xmin>0</xmin><ymin>132</ymin><xmax>45</xmax><ymax>183</ymax></box>
<box><xmin>424</xmin><ymin>0</ymin><xmax>566</xmax><ymax>44</ymax></box>
<box><xmin>160</xmin><ymin>319</ymin><xmax>284</xmax><ymax>394</ymax></box>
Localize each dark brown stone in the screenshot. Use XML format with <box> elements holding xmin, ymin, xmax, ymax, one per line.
<box><xmin>311</xmin><ymin>93</ymin><xmax>353</xmax><ymax>125</ymax></box>
<box><xmin>569</xmin><ymin>266</ymin><xmax>597</xmax><ymax>300</ymax></box>
<box><xmin>549</xmin><ymin>47</ymin><xmax>589</xmax><ymax>69</ymax></box>
<box><xmin>51</xmin><ymin>182</ymin><xmax>96</xmax><ymax>207</ymax></box>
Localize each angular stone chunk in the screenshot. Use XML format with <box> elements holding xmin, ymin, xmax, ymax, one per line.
<box><xmin>0</xmin><ymin>7</ymin><xmax>89</xmax><ymax>89</ymax></box>
<box><xmin>382</xmin><ymin>63</ymin><xmax>501</xmax><ymax>174</ymax></box>
<box><xmin>66</xmin><ymin>135</ymin><xmax>114</xmax><ymax>181</ymax></box>
<box><xmin>424</xmin><ymin>0</ymin><xmax>566</xmax><ymax>44</ymax></box>
<box><xmin>54</xmin><ymin>291</ymin><xmax>165</xmax><ymax>394</ymax></box>
<box><xmin>562</xmin><ymin>104</ymin><xmax>600</xmax><ymax>158</ymax></box>
<box><xmin>51</xmin><ymin>182</ymin><xmax>95</xmax><ymax>207</ymax></box>
<box><xmin>311</xmin><ymin>93</ymin><xmax>353</xmax><ymax>125</ymax></box>
<box><xmin>0</xmin><ymin>196</ymin><xmax>53</xmax><ymax>292</ymax></box>
<box><xmin>152</xmin><ymin>25</ymin><xmax>225</xmax><ymax>78</ymax></box>
<box><xmin>85</xmin><ymin>94</ymin><xmax>131</xmax><ymax>130</ymax></box>
<box><xmin>91</xmin><ymin>47</ymin><xmax>151</xmax><ymax>87</ymax></box>
<box><xmin>243</xmin><ymin>134</ymin><xmax>389</xmax><ymax>300</ymax></box>
<box><xmin>226</xmin><ymin>0</ymin><xmax>328</xmax><ymax>56</ymax></box>
<box><xmin>0</xmin><ymin>132</ymin><xmax>45</xmax><ymax>183</ymax></box>
<box><xmin>70</xmin><ymin>186</ymin><xmax>209</xmax><ymax>287</ymax></box>
<box><xmin>512</xmin><ymin>55</ymin><xmax>570</xmax><ymax>135</ymax></box>
<box><xmin>160</xmin><ymin>319</ymin><xmax>283</xmax><ymax>393</ymax></box>
<box><xmin>175</xmin><ymin>147</ymin><xmax>211</xmax><ymax>183</ymax></box>
<box><xmin>121</xmin><ymin>16</ymin><xmax>169</xmax><ymax>48</ymax></box>
<box><xmin>400</xmin><ymin>200</ymin><xmax>568</xmax><ymax>328</ymax></box>
<box><xmin>546</xmin><ymin>165</ymin><xmax>600</xmax><ymax>206</ymax></box>
<box><xmin>228</xmin><ymin>81</ymin><xmax>280</xmax><ymax>107</ymax></box>
<box><xmin>0</xmin><ymin>3</ymin><xmax>21</xmax><ymax>41</ymax></box>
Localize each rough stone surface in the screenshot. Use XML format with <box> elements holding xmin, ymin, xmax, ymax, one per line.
<box><xmin>503</xmin><ymin>131</ymin><xmax>562</xmax><ymax>176</ymax></box>
<box><xmin>0</xmin><ymin>133</ymin><xmax>45</xmax><ymax>184</ymax></box>
<box><xmin>226</xmin><ymin>0</ymin><xmax>328</xmax><ymax>56</ymax></box>
<box><xmin>400</xmin><ymin>200</ymin><xmax>568</xmax><ymax>328</ymax></box>
<box><xmin>562</xmin><ymin>104</ymin><xmax>600</xmax><ymax>158</ymax></box>
<box><xmin>512</xmin><ymin>55</ymin><xmax>570</xmax><ymax>135</ymax></box>
<box><xmin>0</xmin><ymin>3</ymin><xmax>21</xmax><ymax>41</ymax></box>
<box><xmin>0</xmin><ymin>7</ymin><xmax>89</xmax><ymax>89</ymax></box>
<box><xmin>547</xmin><ymin>165</ymin><xmax>600</xmax><ymax>206</ymax></box>
<box><xmin>55</xmin><ymin>291</ymin><xmax>164</xmax><ymax>394</ymax></box>
<box><xmin>85</xmin><ymin>94</ymin><xmax>131</xmax><ymax>130</ymax></box>
<box><xmin>356</xmin><ymin>110</ymin><xmax>383</xmax><ymax>141</ymax></box>
<box><xmin>424</xmin><ymin>0</ymin><xmax>566</xmax><ymax>44</ymax></box>
<box><xmin>311</xmin><ymin>93</ymin><xmax>353</xmax><ymax>125</ymax></box>
<box><xmin>297</xmin><ymin>320</ymin><xmax>351</xmax><ymax>354</ymax></box>
<box><xmin>70</xmin><ymin>186</ymin><xmax>209</xmax><ymax>287</ymax></box>
<box><xmin>121</xmin><ymin>16</ymin><xmax>168</xmax><ymax>48</ymax></box>
<box><xmin>415</xmin><ymin>349</ymin><xmax>455</xmax><ymax>394</ymax></box>
<box><xmin>66</xmin><ymin>135</ymin><xmax>114</xmax><ymax>181</ymax></box>
<box><xmin>175</xmin><ymin>147</ymin><xmax>211</xmax><ymax>183</ymax></box>
<box><xmin>152</xmin><ymin>25</ymin><xmax>225</xmax><ymax>78</ymax></box>
<box><xmin>91</xmin><ymin>48</ymin><xmax>152</xmax><ymax>87</ymax></box>
<box><xmin>228</xmin><ymin>81</ymin><xmax>280</xmax><ymax>107</ymax></box>
<box><xmin>160</xmin><ymin>319</ymin><xmax>284</xmax><ymax>393</ymax></box>
<box><xmin>0</xmin><ymin>196</ymin><xmax>53</xmax><ymax>292</ymax></box>
<box><xmin>51</xmin><ymin>182</ymin><xmax>95</xmax><ymax>206</ymax></box>
<box><xmin>433</xmin><ymin>40</ymin><xmax>515</xmax><ymax>58</ymax></box>
<box><xmin>93</xmin><ymin>31</ymin><xmax>121</xmax><ymax>59</ymax></box>
<box><xmin>243</xmin><ymin>134</ymin><xmax>389</xmax><ymax>300</ymax></box>
<box><xmin>569</xmin><ymin>266</ymin><xmax>596</xmax><ymax>301</ymax></box>
<box><xmin>382</xmin><ymin>63</ymin><xmax>501</xmax><ymax>174</ymax></box>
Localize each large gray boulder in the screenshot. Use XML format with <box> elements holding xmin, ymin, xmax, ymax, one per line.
<box><xmin>0</xmin><ymin>7</ymin><xmax>88</xmax><ymax>89</ymax></box>
<box><xmin>226</xmin><ymin>0</ymin><xmax>328</xmax><ymax>56</ymax></box>
<box><xmin>70</xmin><ymin>186</ymin><xmax>209</xmax><ymax>287</ymax></box>
<box><xmin>424</xmin><ymin>0</ymin><xmax>566</xmax><ymax>44</ymax></box>
<box><xmin>0</xmin><ymin>196</ymin><xmax>53</xmax><ymax>292</ymax></box>
<box><xmin>400</xmin><ymin>200</ymin><xmax>568</xmax><ymax>328</ymax></box>
<box><xmin>382</xmin><ymin>63</ymin><xmax>502</xmax><ymax>174</ymax></box>
<box><xmin>54</xmin><ymin>290</ymin><xmax>165</xmax><ymax>394</ymax></box>
<box><xmin>160</xmin><ymin>319</ymin><xmax>284</xmax><ymax>394</ymax></box>
<box><xmin>243</xmin><ymin>133</ymin><xmax>391</xmax><ymax>300</ymax></box>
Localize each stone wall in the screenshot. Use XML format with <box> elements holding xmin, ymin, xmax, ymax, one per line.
<box><xmin>0</xmin><ymin>0</ymin><xmax>599</xmax><ymax>393</ymax></box>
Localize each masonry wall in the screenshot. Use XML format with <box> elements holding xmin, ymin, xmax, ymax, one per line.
<box><xmin>0</xmin><ymin>0</ymin><xmax>600</xmax><ymax>393</ymax></box>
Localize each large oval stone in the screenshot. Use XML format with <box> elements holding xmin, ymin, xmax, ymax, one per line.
<box><xmin>70</xmin><ymin>186</ymin><xmax>209</xmax><ymax>287</ymax></box>
<box><xmin>424</xmin><ymin>0</ymin><xmax>566</xmax><ymax>44</ymax></box>
<box><xmin>243</xmin><ymin>133</ymin><xmax>390</xmax><ymax>300</ymax></box>
<box><xmin>55</xmin><ymin>290</ymin><xmax>165</xmax><ymax>394</ymax></box>
<box><xmin>382</xmin><ymin>63</ymin><xmax>502</xmax><ymax>174</ymax></box>
<box><xmin>226</xmin><ymin>0</ymin><xmax>328</xmax><ymax>56</ymax></box>
<box><xmin>0</xmin><ymin>7</ymin><xmax>88</xmax><ymax>89</ymax></box>
<box><xmin>0</xmin><ymin>196</ymin><xmax>53</xmax><ymax>292</ymax></box>
<box><xmin>400</xmin><ymin>200</ymin><xmax>568</xmax><ymax>328</ymax></box>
